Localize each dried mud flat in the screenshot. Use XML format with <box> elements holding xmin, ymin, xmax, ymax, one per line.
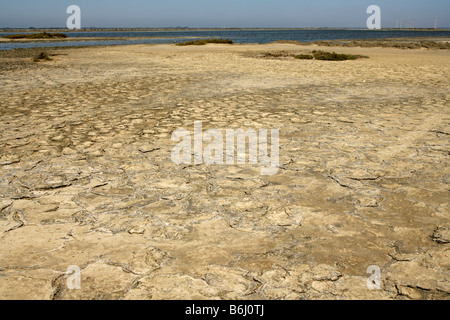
<box><xmin>0</xmin><ymin>43</ymin><xmax>449</xmax><ymax>300</ymax></box>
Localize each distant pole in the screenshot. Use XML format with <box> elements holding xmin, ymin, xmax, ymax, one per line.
<box><xmin>435</xmin><ymin>16</ymin><xmax>438</xmax><ymax>30</ymax></box>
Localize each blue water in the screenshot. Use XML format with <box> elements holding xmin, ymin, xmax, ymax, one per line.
<box><xmin>1</xmin><ymin>29</ymin><xmax>449</xmax><ymax>50</ymax></box>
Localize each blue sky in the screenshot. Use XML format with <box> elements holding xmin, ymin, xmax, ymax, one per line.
<box><xmin>0</xmin><ymin>0</ymin><xmax>449</xmax><ymax>28</ymax></box>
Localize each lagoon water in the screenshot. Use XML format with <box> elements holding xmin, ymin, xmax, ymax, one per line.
<box><xmin>1</xmin><ymin>29</ymin><xmax>449</xmax><ymax>50</ymax></box>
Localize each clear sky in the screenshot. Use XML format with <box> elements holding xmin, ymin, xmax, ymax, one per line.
<box><xmin>1</xmin><ymin>0</ymin><xmax>449</xmax><ymax>28</ymax></box>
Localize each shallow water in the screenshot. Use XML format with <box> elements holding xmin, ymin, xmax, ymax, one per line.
<box><xmin>1</xmin><ymin>29</ymin><xmax>449</xmax><ymax>50</ymax></box>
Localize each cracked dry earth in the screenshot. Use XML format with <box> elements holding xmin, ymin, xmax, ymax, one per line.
<box><xmin>0</xmin><ymin>43</ymin><xmax>449</xmax><ymax>300</ymax></box>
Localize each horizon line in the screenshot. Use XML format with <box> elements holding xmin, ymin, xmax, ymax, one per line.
<box><xmin>1</xmin><ymin>26</ymin><xmax>450</xmax><ymax>30</ymax></box>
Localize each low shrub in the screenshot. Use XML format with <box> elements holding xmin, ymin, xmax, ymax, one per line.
<box><xmin>294</xmin><ymin>50</ymin><xmax>368</xmax><ymax>61</ymax></box>
<box><xmin>33</xmin><ymin>52</ymin><xmax>52</xmax><ymax>62</ymax></box>
<box><xmin>312</xmin><ymin>50</ymin><xmax>361</xmax><ymax>61</ymax></box>
<box><xmin>294</xmin><ymin>54</ymin><xmax>314</xmax><ymax>60</ymax></box>
<box><xmin>3</xmin><ymin>32</ymin><xmax>68</xmax><ymax>39</ymax></box>
<box><xmin>176</xmin><ymin>38</ymin><xmax>234</xmax><ymax>46</ymax></box>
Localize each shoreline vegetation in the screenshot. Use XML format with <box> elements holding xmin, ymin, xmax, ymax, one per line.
<box><xmin>272</xmin><ymin>39</ymin><xmax>450</xmax><ymax>49</ymax></box>
<box><xmin>176</xmin><ymin>38</ymin><xmax>234</xmax><ymax>46</ymax></box>
<box><xmin>258</xmin><ymin>50</ymin><xmax>369</xmax><ymax>61</ymax></box>
<box><xmin>2</xmin><ymin>32</ymin><xmax>68</xmax><ymax>39</ymax></box>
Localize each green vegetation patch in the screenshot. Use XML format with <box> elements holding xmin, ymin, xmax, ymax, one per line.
<box><xmin>3</xmin><ymin>32</ymin><xmax>68</xmax><ymax>39</ymax></box>
<box><xmin>176</xmin><ymin>38</ymin><xmax>234</xmax><ymax>46</ymax></box>
<box><xmin>33</xmin><ymin>52</ymin><xmax>52</xmax><ymax>62</ymax></box>
<box><xmin>294</xmin><ymin>50</ymin><xmax>368</xmax><ymax>61</ymax></box>
<box><xmin>294</xmin><ymin>54</ymin><xmax>314</xmax><ymax>60</ymax></box>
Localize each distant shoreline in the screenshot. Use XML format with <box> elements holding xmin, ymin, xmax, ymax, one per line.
<box><xmin>1</xmin><ymin>27</ymin><xmax>450</xmax><ymax>33</ymax></box>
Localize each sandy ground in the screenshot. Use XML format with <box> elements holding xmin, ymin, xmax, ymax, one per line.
<box><xmin>0</xmin><ymin>43</ymin><xmax>449</xmax><ymax>300</ymax></box>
